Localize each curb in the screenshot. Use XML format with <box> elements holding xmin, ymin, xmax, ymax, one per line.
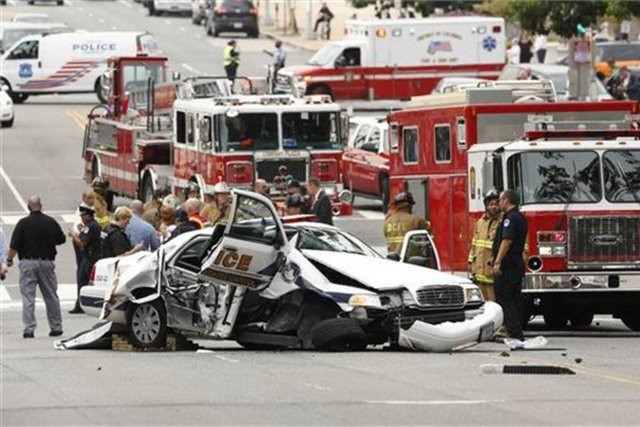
<box><xmin>261</xmin><ymin>29</ymin><xmax>317</xmax><ymax>53</ymax></box>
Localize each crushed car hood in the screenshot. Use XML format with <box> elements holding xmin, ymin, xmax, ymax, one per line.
<box><xmin>302</xmin><ymin>251</ymin><xmax>473</xmax><ymax>291</ymax></box>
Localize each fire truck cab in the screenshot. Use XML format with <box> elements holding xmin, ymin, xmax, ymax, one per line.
<box><xmin>381</xmin><ymin>81</ymin><xmax>640</xmax><ymax>330</ymax></box>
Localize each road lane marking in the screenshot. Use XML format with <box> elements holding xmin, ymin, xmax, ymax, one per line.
<box><xmin>181</xmin><ymin>63</ymin><xmax>204</xmax><ymax>74</ymax></box>
<box><xmin>304</xmin><ymin>383</ymin><xmax>331</xmax><ymax>391</ymax></box>
<box><xmin>119</xmin><ymin>0</ymin><xmax>133</xmax><ymax>8</ymax></box>
<box><xmin>179</xmin><ymin>27</ymin><xmax>186</xmax><ymax>32</ymax></box>
<box><xmin>66</xmin><ymin>0</ymin><xmax>73</xmax><ymax>5</ymax></box>
<box><xmin>357</xmin><ymin>210</ymin><xmax>385</xmax><ymax>220</ymax></box>
<box><xmin>61</xmin><ymin>214</ymin><xmax>77</xmax><ymax>223</ymax></box>
<box><xmin>0</xmin><ymin>166</ymin><xmax>28</xmax><ymax>213</ymax></box>
<box><xmin>66</xmin><ymin>111</ymin><xmax>87</xmax><ymax>131</ymax></box>
<box><xmin>111</xmin><ymin>26</ymin><xmax>118</xmax><ymax>30</ymax></box>
<box><xmin>0</xmin><ymin>287</ymin><xmax>11</xmax><ymax>302</ymax></box>
<box><xmin>164</xmin><ymin>19</ymin><xmax>172</xmax><ymax>25</ymax></box>
<box><xmin>213</xmin><ymin>354</ymin><xmax>240</xmax><ymax>363</ymax></box>
<box><xmin>367</xmin><ymin>400</ymin><xmax>502</xmax><ymax>405</ymax></box>
<box><xmin>98</xmin><ymin>19</ymin><xmax>105</xmax><ymax>24</ymax></box>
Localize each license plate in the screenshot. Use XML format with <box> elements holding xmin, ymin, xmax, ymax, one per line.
<box><xmin>479</xmin><ymin>321</ymin><xmax>494</xmax><ymax>341</ymax></box>
<box><xmin>233</xmin><ymin>22</ymin><xmax>243</xmax><ymax>28</ymax></box>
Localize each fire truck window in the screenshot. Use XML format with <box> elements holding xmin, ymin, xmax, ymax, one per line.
<box><xmin>186</xmin><ymin>114</ymin><xmax>195</xmax><ymax>147</ymax></box>
<box><xmin>336</xmin><ymin>47</ymin><xmax>361</xmax><ymax>67</ymax></box>
<box><xmin>198</xmin><ymin>116</ymin><xmax>213</xmax><ymax>151</ymax></box>
<box><xmin>434</xmin><ymin>125</ymin><xmax>451</xmax><ymax>163</ymax></box>
<box><xmin>7</xmin><ymin>40</ymin><xmax>38</xmax><ymax>60</ymax></box>
<box><xmin>603</xmin><ymin>150</ymin><xmax>640</xmax><ymax>203</ymax></box>
<box><xmin>389</xmin><ymin>123</ymin><xmax>399</xmax><ymax>151</ymax></box>
<box><xmin>508</xmin><ymin>150</ymin><xmax>602</xmax><ymax>205</ymax></box>
<box><xmin>122</xmin><ymin>64</ymin><xmax>165</xmax><ymax>92</ymax></box>
<box><xmin>362</xmin><ymin>129</ymin><xmax>380</xmax><ymax>153</ymax></box>
<box><xmin>353</xmin><ymin>125</ymin><xmax>371</xmax><ymax>150</ymax></box>
<box><xmin>176</xmin><ymin>111</ymin><xmax>186</xmax><ymax>144</ymax></box>
<box><xmin>282</xmin><ymin>112</ymin><xmax>339</xmax><ymax>149</ymax></box>
<box><xmin>218</xmin><ymin>113</ymin><xmax>278</xmax><ymax>152</ymax></box>
<box><xmin>403</xmin><ymin>127</ymin><xmax>418</xmax><ymax>164</ymax></box>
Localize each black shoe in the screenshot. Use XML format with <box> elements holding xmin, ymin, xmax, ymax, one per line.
<box><xmin>49</xmin><ymin>330</ymin><xmax>63</xmax><ymax>337</ymax></box>
<box><xmin>23</xmin><ymin>331</ymin><xmax>34</xmax><ymax>338</ymax></box>
<box><xmin>68</xmin><ymin>307</ymin><xmax>84</xmax><ymax>314</ymax></box>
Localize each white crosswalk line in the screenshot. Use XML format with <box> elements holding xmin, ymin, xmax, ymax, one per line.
<box><xmin>0</xmin><ymin>284</ymin><xmax>78</xmax><ymax>312</ymax></box>
<box><xmin>0</xmin><ymin>287</ymin><xmax>12</xmax><ymax>302</ymax></box>
<box><xmin>358</xmin><ymin>210</ymin><xmax>385</xmax><ymax>220</ymax></box>
<box><xmin>0</xmin><ymin>215</ymin><xmax>24</xmax><ymax>225</ymax></box>
<box><xmin>61</xmin><ymin>214</ymin><xmax>78</xmax><ymax>224</ymax></box>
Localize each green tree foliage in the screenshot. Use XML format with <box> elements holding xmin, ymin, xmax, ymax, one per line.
<box><xmin>488</xmin><ymin>0</ymin><xmax>640</xmax><ymax>38</ymax></box>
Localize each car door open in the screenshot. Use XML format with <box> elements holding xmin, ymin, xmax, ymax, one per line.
<box><xmin>399</xmin><ymin>230</ymin><xmax>441</xmax><ymax>270</ymax></box>
<box><xmin>199</xmin><ymin>190</ymin><xmax>289</xmax><ymax>290</ymax></box>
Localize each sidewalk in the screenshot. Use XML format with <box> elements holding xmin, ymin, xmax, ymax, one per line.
<box><xmin>259</xmin><ymin>0</ymin><xmax>377</xmax><ymax>52</ymax></box>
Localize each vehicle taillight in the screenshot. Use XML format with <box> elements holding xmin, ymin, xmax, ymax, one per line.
<box><xmin>537</xmin><ymin>231</ymin><xmax>566</xmax><ymax>257</ymax></box>
<box><xmin>215</xmin><ymin>6</ymin><xmax>226</xmax><ymax>14</ymax></box>
<box><xmin>311</xmin><ymin>159</ymin><xmax>338</xmax><ymax>182</ymax></box>
<box><xmin>492</xmin><ymin>25</ymin><xmax>502</xmax><ymax>33</ymax></box>
<box><xmin>250</xmin><ymin>7</ymin><xmax>258</xmax><ymax>14</ymax></box>
<box><xmin>88</xmin><ymin>265</ymin><xmax>96</xmax><ymax>286</ymax></box>
<box><xmin>226</xmin><ymin>161</ymin><xmax>253</xmax><ymax>184</ymax></box>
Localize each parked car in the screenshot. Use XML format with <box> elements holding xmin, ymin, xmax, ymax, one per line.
<box><xmin>192</xmin><ymin>0</ymin><xmax>210</xmax><ymax>25</ymax></box>
<box><xmin>146</xmin><ymin>0</ymin><xmax>191</xmax><ymax>16</ymax></box>
<box><xmin>0</xmin><ymin>21</ymin><xmax>71</xmax><ymax>54</ymax></box>
<box><xmin>67</xmin><ymin>190</ymin><xmax>502</xmax><ymax>352</ymax></box>
<box><xmin>498</xmin><ymin>63</ymin><xmax>613</xmax><ymax>101</ymax></box>
<box><xmin>10</xmin><ymin>13</ymin><xmax>56</xmax><ymax>24</ymax></box>
<box><xmin>205</xmin><ymin>0</ymin><xmax>259</xmax><ymax>38</ymax></box>
<box><xmin>27</xmin><ymin>0</ymin><xmax>64</xmax><ymax>5</ymax></box>
<box><xmin>0</xmin><ymin>84</ymin><xmax>14</xmax><ymax>127</ymax></box>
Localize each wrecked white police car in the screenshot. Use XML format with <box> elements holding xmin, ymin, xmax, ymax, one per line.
<box><xmin>73</xmin><ymin>190</ymin><xmax>502</xmax><ymax>352</ymax></box>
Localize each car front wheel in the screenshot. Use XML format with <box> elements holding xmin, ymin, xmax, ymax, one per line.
<box><xmin>127</xmin><ymin>299</ymin><xmax>167</xmax><ymax>349</ymax></box>
<box><xmin>311</xmin><ymin>318</ymin><xmax>368</xmax><ymax>351</ymax></box>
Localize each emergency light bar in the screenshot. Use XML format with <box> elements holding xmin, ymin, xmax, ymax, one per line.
<box><xmin>525</xmin><ymin>129</ymin><xmax>640</xmax><ymax>141</ymax></box>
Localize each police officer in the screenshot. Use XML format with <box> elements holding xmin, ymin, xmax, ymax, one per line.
<box><xmin>67</xmin><ymin>203</ymin><xmax>102</xmax><ymax>314</ymax></box>
<box><xmin>384</xmin><ymin>192</ymin><xmax>430</xmax><ymax>255</ymax></box>
<box><xmin>468</xmin><ymin>189</ymin><xmax>502</xmax><ymax>301</ymax></box>
<box><xmin>223</xmin><ymin>40</ymin><xmax>240</xmax><ymax>89</ymax></box>
<box><xmin>492</xmin><ymin>189</ymin><xmax>528</xmax><ymax>342</ymax></box>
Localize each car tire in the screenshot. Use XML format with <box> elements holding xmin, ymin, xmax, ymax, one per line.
<box><xmin>148</xmin><ymin>4</ymin><xmax>156</xmax><ymax>15</ymax></box>
<box><xmin>249</xmin><ymin>29</ymin><xmax>259</xmax><ymax>38</ymax></box>
<box><xmin>621</xmin><ymin>313</ymin><xmax>640</xmax><ymax>332</ymax></box>
<box><xmin>127</xmin><ymin>299</ymin><xmax>167</xmax><ymax>349</ymax></box>
<box><xmin>95</xmin><ymin>78</ymin><xmax>108</xmax><ymax>104</ymax></box>
<box><xmin>569</xmin><ymin>312</ymin><xmax>593</xmax><ymax>327</ymax></box>
<box><xmin>311</xmin><ymin>318</ymin><xmax>368</xmax><ymax>351</ymax></box>
<box><xmin>1</xmin><ymin>118</ymin><xmax>13</xmax><ymax>128</ymax></box>
<box><xmin>543</xmin><ymin>313</ymin><xmax>568</xmax><ymax>329</ymax></box>
<box><xmin>10</xmin><ymin>92</ymin><xmax>28</xmax><ymax>104</ymax></box>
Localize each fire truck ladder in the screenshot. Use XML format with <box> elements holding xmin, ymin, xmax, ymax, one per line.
<box><xmin>524</xmin><ymin>113</ymin><xmax>640</xmax><ymax>137</ymax></box>
<box><xmin>444</xmin><ymin>79</ymin><xmax>558</xmax><ymax>103</ymax></box>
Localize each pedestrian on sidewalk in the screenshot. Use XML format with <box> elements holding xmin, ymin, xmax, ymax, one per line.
<box><xmin>534</xmin><ymin>33</ymin><xmax>547</xmax><ymax>64</ymax></box>
<box><xmin>7</xmin><ymin>196</ymin><xmax>66</xmax><ymax>338</ymax></box>
<box><xmin>492</xmin><ymin>189</ymin><xmax>528</xmax><ymax>342</ymax></box>
<box><xmin>313</xmin><ymin>2</ymin><xmax>334</xmax><ymax>39</ymax></box>
<box><xmin>127</xmin><ymin>200</ymin><xmax>161</xmax><ymax>252</ymax></box>
<box><xmin>518</xmin><ymin>32</ymin><xmax>533</xmax><ymax>64</ymax></box>
<box><xmin>223</xmin><ymin>40</ymin><xmax>240</xmax><ymax>89</ymax></box>
<box><xmin>67</xmin><ymin>203</ymin><xmax>102</xmax><ymax>314</ymax></box>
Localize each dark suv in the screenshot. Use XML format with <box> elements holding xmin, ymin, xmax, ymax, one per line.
<box><xmin>205</xmin><ymin>0</ymin><xmax>259</xmax><ymax>38</ymax></box>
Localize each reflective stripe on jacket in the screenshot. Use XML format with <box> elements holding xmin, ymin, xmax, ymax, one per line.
<box><xmin>468</xmin><ymin>212</ymin><xmax>502</xmax><ymax>285</ymax></box>
<box><xmin>384</xmin><ymin>209</ymin><xmax>429</xmax><ymax>254</ymax></box>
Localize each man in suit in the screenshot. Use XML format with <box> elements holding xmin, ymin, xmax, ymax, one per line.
<box><xmin>307</xmin><ymin>178</ymin><xmax>333</xmax><ymax>225</ymax></box>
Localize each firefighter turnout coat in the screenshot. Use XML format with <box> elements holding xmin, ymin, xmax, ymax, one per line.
<box><xmin>468</xmin><ymin>212</ymin><xmax>502</xmax><ymax>285</ymax></box>
<box><xmin>384</xmin><ymin>208</ymin><xmax>430</xmax><ymax>254</ymax></box>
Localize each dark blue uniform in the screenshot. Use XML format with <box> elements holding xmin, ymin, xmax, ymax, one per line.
<box><xmin>76</xmin><ymin>220</ymin><xmax>102</xmax><ymax>304</ymax></box>
<box><xmin>492</xmin><ymin>207</ymin><xmax>527</xmax><ymax>340</ymax></box>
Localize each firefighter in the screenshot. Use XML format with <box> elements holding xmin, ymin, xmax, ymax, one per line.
<box><xmin>468</xmin><ymin>189</ymin><xmax>502</xmax><ymax>301</ymax></box>
<box><xmin>383</xmin><ymin>192</ymin><xmax>430</xmax><ymax>255</ymax></box>
<box><xmin>201</xmin><ymin>182</ymin><xmax>231</xmax><ymax>226</ymax></box>
<box><xmin>223</xmin><ymin>40</ymin><xmax>240</xmax><ymax>89</ymax></box>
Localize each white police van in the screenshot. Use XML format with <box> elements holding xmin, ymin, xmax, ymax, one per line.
<box><xmin>0</xmin><ymin>31</ymin><xmax>160</xmax><ymax>103</ymax></box>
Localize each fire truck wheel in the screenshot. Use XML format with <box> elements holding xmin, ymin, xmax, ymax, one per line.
<box><xmin>621</xmin><ymin>314</ymin><xmax>640</xmax><ymax>332</ymax></box>
<box><xmin>543</xmin><ymin>313</ymin><xmax>568</xmax><ymax>329</ymax></box>
<box><xmin>308</xmin><ymin>85</ymin><xmax>332</xmax><ymax>99</ymax></box>
<box><xmin>569</xmin><ymin>312</ymin><xmax>593</xmax><ymax>327</ymax></box>
<box><xmin>95</xmin><ymin>79</ymin><xmax>108</xmax><ymax>104</ymax></box>
<box><xmin>380</xmin><ymin>176</ymin><xmax>389</xmax><ymax>213</ymax></box>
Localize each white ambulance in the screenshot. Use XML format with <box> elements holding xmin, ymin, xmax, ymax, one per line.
<box><xmin>0</xmin><ymin>31</ymin><xmax>160</xmax><ymax>103</ymax></box>
<box><xmin>275</xmin><ymin>17</ymin><xmax>505</xmax><ymax>101</ymax></box>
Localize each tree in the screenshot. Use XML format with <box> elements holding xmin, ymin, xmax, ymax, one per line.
<box><xmin>348</xmin><ymin>0</ymin><xmax>482</xmax><ymax>17</ymax></box>
<box><xmin>487</xmin><ymin>0</ymin><xmax>640</xmax><ymax>38</ymax></box>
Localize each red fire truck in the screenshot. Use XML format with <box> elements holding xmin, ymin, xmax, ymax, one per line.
<box><xmin>83</xmin><ymin>55</ymin><xmax>352</xmax><ymax>214</ymax></box>
<box><xmin>352</xmin><ymin>82</ymin><xmax>640</xmax><ymax>330</ymax></box>
<box><xmin>275</xmin><ymin>17</ymin><xmax>505</xmax><ymax>101</ymax></box>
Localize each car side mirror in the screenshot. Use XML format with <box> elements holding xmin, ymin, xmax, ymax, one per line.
<box><xmin>386</xmin><ymin>253</ymin><xmax>400</xmax><ymax>261</ymax></box>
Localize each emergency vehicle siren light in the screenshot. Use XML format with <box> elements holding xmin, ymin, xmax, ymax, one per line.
<box><xmin>376</xmin><ymin>28</ymin><xmax>386</xmax><ymax>37</ymax></box>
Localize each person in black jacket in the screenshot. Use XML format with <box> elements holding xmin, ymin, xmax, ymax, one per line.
<box><xmin>307</xmin><ymin>178</ymin><xmax>333</xmax><ymax>225</ymax></box>
<box><xmin>102</xmin><ymin>207</ymin><xmax>142</xmax><ymax>258</ymax></box>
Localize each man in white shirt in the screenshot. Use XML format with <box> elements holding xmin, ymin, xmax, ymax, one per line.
<box><xmin>534</xmin><ymin>34</ymin><xmax>548</xmax><ymax>64</ymax></box>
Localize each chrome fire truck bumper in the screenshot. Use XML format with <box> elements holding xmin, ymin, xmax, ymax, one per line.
<box><xmin>524</xmin><ymin>271</ymin><xmax>640</xmax><ymax>292</ymax></box>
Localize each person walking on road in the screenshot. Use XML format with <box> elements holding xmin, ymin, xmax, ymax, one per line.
<box><xmin>270</xmin><ymin>40</ymin><xmax>286</xmax><ymax>74</ymax></box>
<box><xmin>468</xmin><ymin>190</ymin><xmax>502</xmax><ymax>301</ymax></box>
<box><xmin>67</xmin><ymin>203</ymin><xmax>102</xmax><ymax>314</ymax></box>
<box><xmin>307</xmin><ymin>178</ymin><xmax>333</xmax><ymax>225</ymax></box>
<box><xmin>7</xmin><ymin>196</ymin><xmax>66</xmax><ymax>338</ymax></box>
<box><xmin>492</xmin><ymin>189</ymin><xmax>528</xmax><ymax>342</ymax></box>
<box><xmin>223</xmin><ymin>40</ymin><xmax>240</xmax><ymax>89</ymax></box>
<box><xmin>127</xmin><ymin>200</ymin><xmax>161</xmax><ymax>252</ymax></box>
<box><xmin>383</xmin><ymin>192</ymin><xmax>430</xmax><ymax>255</ymax></box>
<box><xmin>101</xmin><ymin>207</ymin><xmax>143</xmax><ymax>258</ymax></box>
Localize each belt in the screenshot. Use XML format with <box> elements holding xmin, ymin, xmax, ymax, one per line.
<box><xmin>23</xmin><ymin>257</ymin><xmax>54</xmax><ymax>261</ymax></box>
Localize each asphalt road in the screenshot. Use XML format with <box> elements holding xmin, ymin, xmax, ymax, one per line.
<box><xmin>1</xmin><ymin>1</ymin><xmax>639</xmax><ymax>425</ymax></box>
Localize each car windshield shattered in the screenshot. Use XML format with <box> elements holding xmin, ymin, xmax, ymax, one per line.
<box><xmin>508</xmin><ymin>150</ymin><xmax>602</xmax><ymax>204</ymax></box>
<box><xmin>217</xmin><ymin>113</ymin><xmax>279</xmax><ymax>152</ymax></box>
<box><xmin>282</xmin><ymin>112</ymin><xmax>340</xmax><ymax>150</ymax></box>
<box><xmin>603</xmin><ymin>150</ymin><xmax>640</xmax><ymax>203</ymax></box>
<box><xmin>297</xmin><ymin>227</ymin><xmax>380</xmax><ymax>257</ymax></box>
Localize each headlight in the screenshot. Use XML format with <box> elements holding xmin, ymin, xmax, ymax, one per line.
<box><xmin>348</xmin><ymin>294</ymin><xmax>382</xmax><ymax>308</ymax></box>
<box><xmin>465</xmin><ymin>288</ymin><xmax>484</xmax><ymax>303</ymax></box>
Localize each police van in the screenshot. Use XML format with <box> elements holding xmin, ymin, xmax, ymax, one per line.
<box><xmin>0</xmin><ymin>31</ymin><xmax>160</xmax><ymax>103</ymax></box>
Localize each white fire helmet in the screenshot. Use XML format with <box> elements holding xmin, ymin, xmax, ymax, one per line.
<box><xmin>213</xmin><ymin>182</ymin><xmax>231</xmax><ymax>194</ymax></box>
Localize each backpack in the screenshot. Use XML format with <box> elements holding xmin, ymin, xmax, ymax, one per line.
<box><xmin>99</xmin><ymin>225</ymin><xmax>128</xmax><ymax>259</ymax></box>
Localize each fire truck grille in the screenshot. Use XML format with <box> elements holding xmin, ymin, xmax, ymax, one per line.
<box><xmin>415</xmin><ymin>286</ymin><xmax>464</xmax><ymax>307</ymax></box>
<box><xmin>568</xmin><ymin>216</ymin><xmax>640</xmax><ymax>267</ymax></box>
<box><xmin>256</xmin><ymin>159</ymin><xmax>307</xmax><ymax>183</ymax></box>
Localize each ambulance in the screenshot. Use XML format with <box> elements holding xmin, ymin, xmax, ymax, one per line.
<box><xmin>275</xmin><ymin>17</ymin><xmax>505</xmax><ymax>101</ymax></box>
<box><xmin>0</xmin><ymin>31</ymin><xmax>160</xmax><ymax>103</ymax></box>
